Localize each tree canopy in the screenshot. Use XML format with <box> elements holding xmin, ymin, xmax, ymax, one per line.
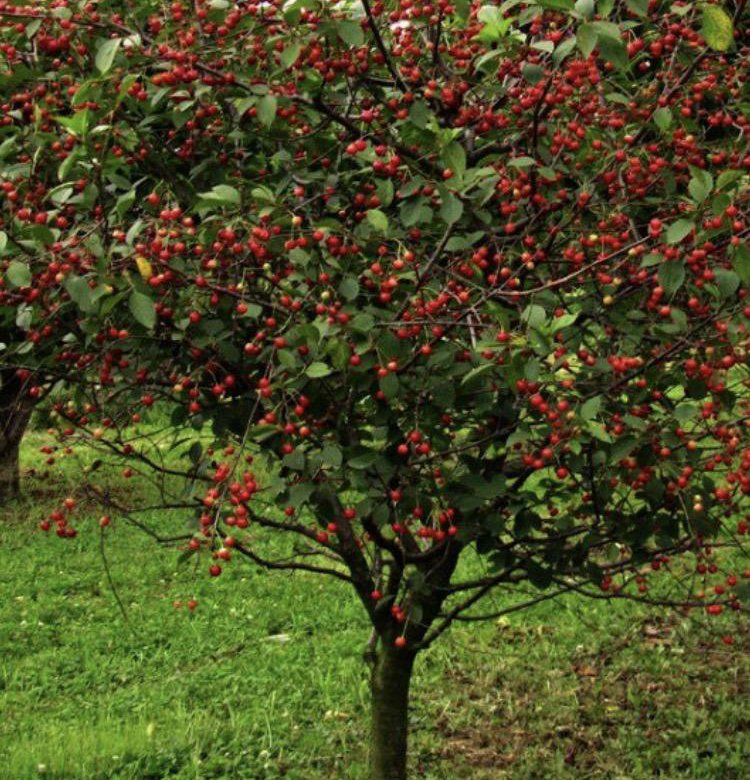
<box><xmin>1</xmin><ymin>2</ymin><xmax>749</xmax><ymax>774</ymax></box>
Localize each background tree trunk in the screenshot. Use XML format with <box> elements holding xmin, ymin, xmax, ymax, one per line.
<box><xmin>369</xmin><ymin>645</ymin><xmax>416</xmax><ymax>780</ymax></box>
<box><xmin>0</xmin><ymin>370</ymin><xmax>33</xmax><ymax>503</ymax></box>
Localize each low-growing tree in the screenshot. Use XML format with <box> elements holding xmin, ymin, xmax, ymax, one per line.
<box><xmin>1</xmin><ymin>0</ymin><xmax>749</xmax><ymax>777</ymax></box>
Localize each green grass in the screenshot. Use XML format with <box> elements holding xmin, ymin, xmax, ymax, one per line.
<box><xmin>1</xmin><ymin>431</ymin><xmax>749</xmax><ymax>779</ymax></box>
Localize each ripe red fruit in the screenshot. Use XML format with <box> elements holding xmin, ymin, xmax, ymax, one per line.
<box><xmin>209</xmin><ymin>564</ymin><xmax>222</xmax><ymax>577</ymax></box>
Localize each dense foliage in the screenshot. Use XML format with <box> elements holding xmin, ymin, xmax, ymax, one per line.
<box><xmin>1</xmin><ymin>0</ymin><xmax>749</xmax><ymax>776</ymax></box>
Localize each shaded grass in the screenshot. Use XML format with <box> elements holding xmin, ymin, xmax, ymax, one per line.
<box><xmin>1</xmin><ymin>432</ymin><xmax>749</xmax><ymax>779</ymax></box>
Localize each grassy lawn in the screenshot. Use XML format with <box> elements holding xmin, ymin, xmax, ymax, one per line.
<box><xmin>1</xmin><ymin>431</ymin><xmax>749</xmax><ymax>779</ymax></box>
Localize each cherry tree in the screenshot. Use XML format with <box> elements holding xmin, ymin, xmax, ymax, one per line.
<box><xmin>1</xmin><ymin>0</ymin><xmax>749</xmax><ymax>777</ymax></box>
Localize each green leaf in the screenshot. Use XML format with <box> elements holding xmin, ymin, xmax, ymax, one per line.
<box><xmin>674</xmin><ymin>402</ymin><xmax>698</xmax><ymax>422</ymax></box>
<box><xmin>0</xmin><ymin>231</ymin><xmax>7</xmax><ymax>254</ymax></box>
<box><xmin>522</xmin><ymin>62</ymin><xmax>545</xmax><ymax>84</ymax></box>
<box><xmin>714</xmin><ymin>268</ymin><xmax>740</xmax><ymax>298</ymax></box>
<box><xmin>199</xmin><ymin>184</ymin><xmax>241</xmax><ymax>206</ymax></box>
<box><xmin>732</xmin><ymin>243</ymin><xmax>750</xmax><ymax>286</ymax></box>
<box><xmin>257</xmin><ymin>95</ymin><xmax>277</xmax><ymax>128</ymax></box>
<box><xmin>129</xmin><ymin>290</ymin><xmax>156</xmax><ymax>329</ymax></box>
<box><xmin>701</xmin><ymin>5</ymin><xmax>734</xmax><ymax>51</ymax></box>
<box><xmin>688</xmin><ymin>167</ymin><xmax>713</xmax><ymax>204</ymax></box>
<box><xmin>461</xmin><ymin>362</ymin><xmax>495</xmax><ymax>386</ymax></box>
<box><xmin>587</xmin><ymin>421</ymin><xmax>612</xmax><ymax>443</ymax></box>
<box><xmin>580</xmin><ymin>395</ymin><xmax>602</xmax><ymax>421</ymax></box>
<box><xmin>551</xmin><ymin>313</ymin><xmax>578</xmax><ymax>332</ymax></box>
<box><xmin>321</xmin><ymin>444</ymin><xmax>343</xmax><ymax>468</ymax></box>
<box><xmin>658</xmin><ymin>262</ymin><xmax>685</xmax><ymax>296</ymax></box>
<box><xmin>576</xmin><ymin>23</ymin><xmax>598</xmax><ymax>58</ymax></box>
<box><xmin>288</xmin><ymin>482</ymin><xmax>315</xmax><ymax>507</ymax></box>
<box><xmin>625</xmin><ymin>0</ymin><xmax>648</xmax><ymax>16</ymax></box>
<box><xmin>442</xmin><ymin>142</ymin><xmax>467</xmax><ymax>179</ymax></box>
<box><xmin>407</xmin><ymin>101</ymin><xmax>433</xmax><ymax>128</ymax></box>
<box><xmin>609</xmin><ymin>434</ymin><xmax>637</xmax><ymax>463</ymax></box>
<box><xmin>535</xmin><ymin>0</ymin><xmax>574</xmax><ymax>9</ymax></box>
<box><xmin>716</xmin><ymin>169</ymin><xmax>745</xmax><ymax>191</ymax></box>
<box><xmin>95</xmin><ymin>38</ymin><xmax>121</xmax><ymax>74</ymax></box>
<box><xmin>0</xmin><ymin>137</ymin><xmax>16</xmax><ymax>161</ymax></box>
<box><xmin>6</xmin><ymin>261</ymin><xmax>31</xmax><ymax>287</ymax></box>
<box><xmin>280</xmin><ymin>42</ymin><xmax>302</xmax><ymax>69</ymax></box>
<box><xmin>306</xmin><ymin>362</ymin><xmax>332</xmax><ymax>378</ymax></box>
<box><xmin>347</xmin><ymin>449</ymin><xmax>378</xmax><ymax>469</ymax></box>
<box><xmin>283</xmin><ymin>449</ymin><xmax>305</xmax><ymax>471</ymax></box>
<box><xmin>65</xmin><ymin>275</ymin><xmax>94</xmax><ymax>312</ymax></box>
<box><xmin>439</xmin><ymin>192</ymin><xmax>464</xmax><ymax>224</ymax></box>
<box><xmin>597</xmin><ymin>34</ymin><xmax>628</xmax><ymax>69</ymax></box>
<box><xmin>115</xmin><ymin>189</ymin><xmax>136</xmax><ymax>217</ymax></box>
<box><xmin>476</xmin><ymin>5</ymin><xmax>513</xmax><ymax>40</ymax></box>
<box><xmin>337</xmin><ymin>19</ymin><xmax>364</xmax><ymax>46</ymax></box>
<box><xmin>508</xmin><ymin>156</ymin><xmax>536</xmax><ymax>168</ymax></box>
<box><xmin>666</xmin><ymin>219</ymin><xmax>694</xmax><ymax>245</ymax></box>
<box><xmin>367</xmin><ymin>209</ymin><xmax>389</xmax><ymax>233</ymax></box>
<box><xmin>277</xmin><ymin>349</ymin><xmax>298</xmax><ymax>370</ymax></box>
<box><xmin>251</xmin><ymin>185</ymin><xmax>275</xmax><ymax>204</ymax></box>
<box><xmin>552</xmin><ymin>37</ymin><xmax>577</xmax><ymax>66</ymax></box>
<box><xmin>521</xmin><ymin>304</ymin><xmax>546</xmax><ymax>330</ymax></box>
<box><xmin>379</xmin><ymin>372</ymin><xmax>399</xmax><ymax>399</ymax></box>
<box><xmin>234</xmin><ymin>96</ymin><xmax>256</xmax><ymax>117</ymax></box>
<box><xmin>338</xmin><ymin>277</ymin><xmax>359</xmax><ymax>301</ymax></box>
<box><xmin>54</xmin><ymin>109</ymin><xmax>90</xmax><ymax>137</ymax></box>
<box><xmin>653</xmin><ymin>107</ymin><xmax>672</xmax><ymax>131</ymax></box>
<box><xmin>350</xmin><ymin>313</ymin><xmax>375</xmax><ymax>333</ymax></box>
<box><xmin>400</xmin><ymin>199</ymin><xmax>431</xmax><ymax>227</ymax></box>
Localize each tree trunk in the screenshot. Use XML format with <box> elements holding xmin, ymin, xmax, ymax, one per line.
<box><xmin>0</xmin><ymin>370</ymin><xmax>33</xmax><ymax>503</ymax></box>
<box><xmin>369</xmin><ymin>645</ymin><xmax>416</xmax><ymax>780</ymax></box>
<box><xmin>0</xmin><ymin>435</ymin><xmax>22</xmax><ymax>503</ymax></box>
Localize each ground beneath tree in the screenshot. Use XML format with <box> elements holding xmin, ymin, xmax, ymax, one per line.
<box><xmin>2</xmin><ymin>434</ymin><xmax>749</xmax><ymax>780</ymax></box>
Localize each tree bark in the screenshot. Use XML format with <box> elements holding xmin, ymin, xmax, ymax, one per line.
<box><xmin>0</xmin><ymin>370</ymin><xmax>33</xmax><ymax>503</ymax></box>
<box><xmin>0</xmin><ymin>435</ymin><xmax>23</xmax><ymax>503</ymax></box>
<box><xmin>369</xmin><ymin>645</ymin><xmax>416</xmax><ymax>780</ymax></box>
